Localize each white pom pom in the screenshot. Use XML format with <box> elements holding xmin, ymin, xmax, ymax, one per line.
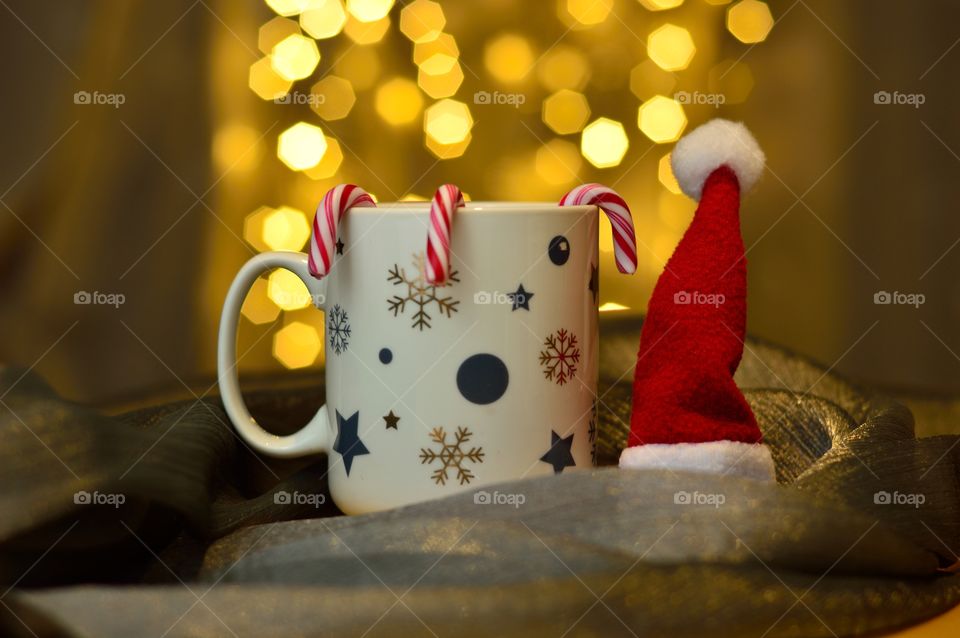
<box><xmin>670</xmin><ymin>119</ymin><xmax>765</xmax><ymax>201</ymax></box>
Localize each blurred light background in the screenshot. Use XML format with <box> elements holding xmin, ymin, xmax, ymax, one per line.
<box><xmin>0</xmin><ymin>0</ymin><xmax>957</xmax><ymax>403</ymax></box>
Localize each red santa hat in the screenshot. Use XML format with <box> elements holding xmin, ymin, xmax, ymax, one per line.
<box><xmin>619</xmin><ymin>119</ymin><xmax>775</xmax><ymax>481</ymax></box>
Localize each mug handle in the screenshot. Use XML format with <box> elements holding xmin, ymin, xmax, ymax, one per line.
<box><xmin>217</xmin><ymin>251</ymin><xmax>330</xmax><ymax>458</ymax></box>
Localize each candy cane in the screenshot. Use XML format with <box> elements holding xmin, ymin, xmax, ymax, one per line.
<box><xmin>308</xmin><ymin>184</ymin><xmax>376</xmax><ymax>279</ymax></box>
<box><xmin>560</xmin><ymin>184</ymin><xmax>638</xmax><ymax>274</ymax></box>
<box><xmin>425</xmin><ymin>184</ymin><xmax>464</xmax><ymax>284</ymax></box>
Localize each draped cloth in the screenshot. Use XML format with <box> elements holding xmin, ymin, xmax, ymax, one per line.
<box><xmin>1</xmin><ymin>316</ymin><xmax>958</xmax><ymax>637</ymax></box>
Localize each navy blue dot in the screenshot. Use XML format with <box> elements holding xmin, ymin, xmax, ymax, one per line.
<box><xmin>548</xmin><ymin>235</ymin><xmax>570</xmax><ymax>265</ymax></box>
<box><xmin>379</xmin><ymin>348</ymin><xmax>393</xmax><ymax>364</ymax></box>
<box><xmin>457</xmin><ymin>354</ymin><xmax>509</xmax><ymax>405</ymax></box>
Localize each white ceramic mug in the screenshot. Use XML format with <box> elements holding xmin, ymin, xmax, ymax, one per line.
<box><xmin>218</xmin><ymin>202</ymin><xmax>600</xmax><ymax>514</ymax></box>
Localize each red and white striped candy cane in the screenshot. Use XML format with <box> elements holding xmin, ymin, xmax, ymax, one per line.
<box><xmin>308</xmin><ymin>184</ymin><xmax>376</xmax><ymax>279</ymax></box>
<box><xmin>425</xmin><ymin>184</ymin><xmax>464</xmax><ymax>284</ymax></box>
<box><xmin>559</xmin><ymin>184</ymin><xmax>638</xmax><ymax>274</ymax></box>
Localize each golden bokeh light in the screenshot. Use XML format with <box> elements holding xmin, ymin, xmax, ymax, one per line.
<box><xmin>375</xmin><ymin>77</ymin><xmax>424</xmax><ymax>125</ymax></box>
<box><xmin>241</xmin><ymin>0</ymin><xmax>786</xmax><ymax>353</ymax></box>
<box><xmin>647</xmin><ymin>24</ymin><xmax>696</xmax><ymax>72</ymax></box>
<box><xmin>542</xmin><ymin>89</ymin><xmax>591</xmax><ymax>135</ymax></box>
<box><xmin>273</xmin><ymin>321</ymin><xmax>323</xmax><ymax>369</ymax></box>
<box><xmin>658</xmin><ymin>153</ymin><xmax>682</xmax><ymax>194</ymax></box>
<box><xmin>535</xmin><ymin>139</ymin><xmax>583</xmax><ymax>186</ymax></box>
<box><xmin>277</xmin><ymin>122</ymin><xmax>328</xmax><ymax>170</ymax></box>
<box><xmin>484</xmin><ymin>34</ymin><xmax>535</xmax><ymax>84</ymax></box>
<box><xmin>268</xmin><ymin>270</ymin><xmax>313</xmax><ymax>311</ymax></box>
<box><xmin>212</xmin><ymin>123</ymin><xmax>262</xmax><ymax>174</ymax></box>
<box><xmin>346</xmin><ymin>0</ymin><xmax>394</xmax><ymax>22</ymax></box>
<box><xmin>598</xmin><ymin>302</ymin><xmax>630</xmax><ymax>312</ymax></box>
<box><xmin>400</xmin><ymin>0</ymin><xmax>445</xmax><ymax>43</ymax></box>
<box><xmin>425</xmin><ymin>133</ymin><xmax>472</xmax><ymax>159</ymax></box>
<box><xmin>418</xmin><ymin>61</ymin><xmax>464</xmax><ymax>99</ymax></box>
<box><xmin>424</xmin><ymin>99</ymin><xmax>474</xmax><ymax>145</ymax></box>
<box><xmin>658</xmin><ymin>189</ymin><xmax>696</xmax><ymax>231</ymax></box>
<box><xmin>333</xmin><ymin>46</ymin><xmax>380</xmax><ymax>90</ymax></box>
<box><xmin>637</xmin><ymin>0</ymin><xmax>684</xmax><ymax>10</ymax></box>
<box><xmin>637</xmin><ymin>95</ymin><xmax>687</xmax><ymax>143</ymax></box>
<box><xmin>241</xmin><ymin>277</ymin><xmax>281</xmax><ymax>325</ymax></box>
<box><xmin>304</xmin><ymin>136</ymin><xmax>344</xmax><ymax>179</ymax></box>
<box><xmin>418</xmin><ymin>52</ymin><xmax>457</xmax><ymax>75</ymax></box>
<box><xmin>708</xmin><ymin>59</ymin><xmax>755</xmax><ymax>104</ymax></box>
<box><xmin>414</xmin><ymin>33</ymin><xmax>459</xmax><ymax>66</ymax></box>
<box><xmin>563</xmin><ymin>0</ymin><xmax>614</xmax><ymax>26</ymax></box>
<box><xmin>310</xmin><ymin>75</ymin><xmax>356</xmax><ymax>120</ymax></box>
<box><xmin>343</xmin><ymin>14</ymin><xmax>391</xmax><ymax>44</ymax></box>
<box><xmin>537</xmin><ymin>45</ymin><xmax>590</xmax><ymax>91</ymax></box>
<box><xmin>299</xmin><ymin>0</ymin><xmax>347</xmax><ymax>39</ymax></box>
<box><xmin>249</xmin><ymin>57</ymin><xmax>293</xmax><ymax>100</ymax></box>
<box><xmin>259</xmin><ymin>17</ymin><xmax>300</xmax><ymax>54</ymax></box>
<box><xmin>581</xmin><ymin>118</ymin><xmax>629</xmax><ymax>168</ymax></box>
<box><xmin>262</xmin><ymin>206</ymin><xmax>310</xmax><ymax>251</ymax></box>
<box><xmin>266</xmin><ymin>0</ymin><xmax>312</xmax><ymax>17</ymax></box>
<box><xmin>599</xmin><ymin>213</ymin><xmax>613</xmax><ymax>253</ymax></box>
<box><xmin>727</xmin><ymin>0</ymin><xmax>774</xmax><ymax>44</ymax></box>
<box><xmin>271</xmin><ymin>34</ymin><xmax>321</xmax><ymax>81</ymax></box>
<box><xmin>629</xmin><ymin>59</ymin><xmax>677</xmax><ymax>101</ymax></box>
<box><xmin>244</xmin><ymin>206</ymin><xmax>275</xmax><ymax>252</ymax></box>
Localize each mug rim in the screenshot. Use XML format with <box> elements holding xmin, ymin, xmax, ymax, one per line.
<box><xmin>353</xmin><ymin>202</ymin><xmax>597</xmax><ymax>214</ymax></box>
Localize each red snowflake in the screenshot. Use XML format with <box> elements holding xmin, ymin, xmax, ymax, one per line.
<box><xmin>539</xmin><ymin>328</ymin><xmax>580</xmax><ymax>386</ymax></box>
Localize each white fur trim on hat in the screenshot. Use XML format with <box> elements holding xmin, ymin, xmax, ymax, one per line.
<box><xmin>619</xmin><ymin>441</ymin><xmax>776</xmax><ymax>481</ymax></box>
<box><xmin>670</xmin><ymin>119</ymin><xmax>765</xmax><ymax>201</ymax></box>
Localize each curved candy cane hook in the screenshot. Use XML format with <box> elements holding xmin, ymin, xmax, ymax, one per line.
<box><xmin>559</xmin><ymin>184</ymin><xmax>638</xmax><ymax>274</ymax></box>
<box><xmin>425</xmin><ymin>184</ymin><xmax>465</xmax><ymax>285</ymax></box>
<box><xmin>307</xmin><ymin>184</ymin><xmax>376</xmax><ymax>279</ymax></box>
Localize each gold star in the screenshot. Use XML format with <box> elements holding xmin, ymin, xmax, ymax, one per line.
<box><xmin>383</xmin><ymin>410</ymin><xmax>400</xmax><ymax>429</ymax></box>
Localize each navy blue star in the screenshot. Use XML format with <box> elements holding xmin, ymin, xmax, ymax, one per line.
<box><xmin>540</xmin><ymin>430</ymin><xmax>575</xmax><ymax>474</ymax></box>
<box><xmin>333</xmin><ymin>410</ymin><xmax>369</xmax><ymax>476</ymax></box>
<box><xmin>508</xmin><ymin>283</ymin><xmax>533</xmax><ymax>311</ymax></box>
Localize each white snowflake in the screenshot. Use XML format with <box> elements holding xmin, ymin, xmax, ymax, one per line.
<box><xmin>327</xmin><ymin>304</ymin><xmax>350</xmax><ymax>355</ymax></box>
<box><xmin>419</xmin><ymin>426</ymin><xmax>484</xmax><ymax>485</ymax></box>
<box><xmin>539</xmin><ymin>328</ymin><xmax>580</xmax><ymax>386</ymax></box>
<box><xmin>387</xmin><ymin>252</ymin><xmax>459</xmax><ymax>331</ymax></box>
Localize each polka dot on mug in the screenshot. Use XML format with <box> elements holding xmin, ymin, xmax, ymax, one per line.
<box><xmin>379</xmin><ymin>348</ymin><xmax>393</xmax><ymax>364</ymax></box>
<box><xmin>548</xmin><ymin>235</ymin><xmax>570</xmax><ymax>265</ymax></box>
<box><xmin>456</xmin><ymin>353</ymin><xmax>509</xmax><ymax>405</ymax></box>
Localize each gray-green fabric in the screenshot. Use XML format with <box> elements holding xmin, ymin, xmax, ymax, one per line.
<box><xmin>0</xmin><ymin>316</ymin><xmax>958</xmax><ymax>637</ymax></box>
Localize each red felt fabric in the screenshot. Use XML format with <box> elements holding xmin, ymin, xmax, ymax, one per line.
<box><xmin>628</xmin><ymin>165</ymin><xmax>762</xmax><ymax>446</ymax></box>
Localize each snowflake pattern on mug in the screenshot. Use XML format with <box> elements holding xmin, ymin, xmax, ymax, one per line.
<box><xmin>419</xmin><ymin>426</ymin><xmax>484</xmax><ymax>485</ymax></box>
<box><xmin>387</xmin><ymin>252</ymin><xmax>460</xmax><ymax>330</ymax></box>
<box><xmin>539</xmin><ymin>329</ymin><xmax>580</xmax><ymax>386</ymax></box>
<box><xmin>328</xmin><ymin>304</ymin><xmax>351</xmax><ymax>355</ymax></box>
